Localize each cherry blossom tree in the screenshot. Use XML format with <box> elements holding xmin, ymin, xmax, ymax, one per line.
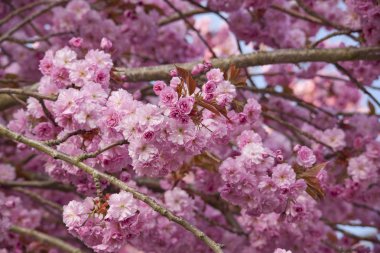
<box><xmin>0</xmin><ymin>0</ymin><xmax>380</xmax><ymax>253</ymax></box>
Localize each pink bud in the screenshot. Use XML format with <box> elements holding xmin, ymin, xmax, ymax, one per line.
<box><xmin>276</xmin><ymin>154</ymin><xmax>284</xmax><ymax>162</ymax></box>
<box><xmin>153</xmin><ymin>81</ymin><xmax>167</xmax><ymax>95</ymax></box>
<box><xmin>293</xmin><ymin>144</ymin><xmax>301</xmax><ymax>152</ymax></box>
<box><xmin>68</xmin><ymin>37</ymin><xmax>83</xmax><ymax>48</ymax></box>
<box><xmin>170</xmin><ymin>69</ymin><xmax>178</xmax><ymax>77</ymax></box>
<box><xmin>191</xmin><ymin>63</ymin><xmax>204</xmax><ymax>75</ymax></box>
<box><xmin>203</xmin><ymin>60</ymin><xmax>212</xmax><ymax>71</ymax></box>
<box><xmin>100</xmin><ymin>37</ymin><xmax>112</xmax><ymax>50</ymax></box>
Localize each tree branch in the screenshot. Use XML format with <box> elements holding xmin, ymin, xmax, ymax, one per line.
<box><xmin>0</xmin><ymin>180</ymin><xmax>75</xmax><ymax>192</ymax></box>
<box><xmin>0</xmin><ymin>124</ymin><xmax>224</xmax><ymax>253</ymax></box>
<box><xmin>0</xmin><ymin>88</ymin><xmax>56</xmax><ymax>101</ymax></box>
<box><xmin>114</xmin><ymin>47</ymin><xmax>380</xmax><ymax>82</ymax></box>
<box><xmin>159</xmin><ymin>8</ymin><xmax>206</xmax><ymax>26</ymax></box>
<box><xmin>9</xmin><ymin>225</ymin><xmax>82</xmax><ymax>253</ymax></box>
<box><xmin>1</xmin><ymin>47</ymin><xmax>380</xmax><ymax>111</ymax></box>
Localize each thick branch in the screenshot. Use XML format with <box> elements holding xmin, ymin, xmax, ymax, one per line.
<box><xmin>0</xmin><ymin>180</ymin><xmax>75</xmax><ymax>192</ymax></box>
<box><xmin>114</xmin><ymin>47</ymin><xmax>380</xmax><ymax>82</ymax></box>
<box><xmin>1</xmin><ymin>47</ymin><xmax>380</xmax><ymax>112</ymax></box>
<box><xmin>9</xmin><ymin>225</ymin><xmax>82</xmax><ymax>253</ymax></box>
<box><xmin>0</xmin><ymin>83</ymin><xmax>39</xmax><ymax>111</ymax></box>
<box><xmin>0</xmin><ymin>125</ymin><xmax>223</xmax><ymax>253</ymax></box>
<box><xmin>0</xmin><ymin>88</ymin><xmax>56</xmax><ymax>101</ymax></box>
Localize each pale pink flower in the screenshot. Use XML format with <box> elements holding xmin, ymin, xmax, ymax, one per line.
<box><xmin>53</xmin><ymin>47</ymin><xmax>77</xmax><ymax>67</ymax></box>
<box><xmin>63</xmin><ymin>198</ymin><xmax>93</xmax><ymax>227</ymax></box>
<box><xmin>321</xmin><ymin>128</ymin><xmax>346</xmax><ymax>151</ymax></box>
<box><xmin>272</xmin><ymin>164</ymin><xmax>296</xmax><ymax>187</ymax></box>
<box><xmin>206</xmin><ymin>68</ymin><xmax>224</xmax><ymax>83</ymax></box>
<box><xmin>347</xmin><ymin>155</ymin><xmax>377</xmax><ymax>182</ymax></box>
<box><xmin>296</xmin><ymin>146</ymin><xmax>316</xmax><ymax>168</ymax></box>
<box><xmin>105</xmin><ymin>191</ymin><xmax>137</xmax><ymax>221</ymax></box>
<box><xmin>153</xmin><ymin>81</ymin><xmax>166</xmax><ymax>95</ymax></box>
<box><xmin>85</xmin><ymin>49</ymin><xmax>113</xmax><ymax>70</ymax></box>
<box><xmin>69</xmin><ymin>60</ymin><xmax>92</xmax><ymax>86</ymax></box>
<box><xmin>241</xmin><ymin>142</ymin><xmax>265</xmax><ymax>164</ymax></box>
<box><xmin>0</xmin><ymin>164</ymin><xmax>16</xmax><ymax>181</ymax></box>
<box><xmin>202</xmin><ymin>80</ymin><xmax>217</xmax><ymax>94</ymax></box>
<box><xmin>176</xmin><ymin>97</ymin><xmax>194</xmax><ymax>114</ymax></box>
<box><xmin>100</xmin><ymin>37</ymin><xmax>113</xmax><ymax>50</ymax></box>
<box><xmin>169</xmin><ymin>77</ymin><xmax>181</xmax><ymax>88</ymax></box>
<box><xmin>273</xmin><ymin>248</ymin><xmax>292</xmax><ymax>253</ymax></box>
<box><xmin>159</xmin><ymin>86</ymin><xmax>178</xmax><ymax>106</ymax></box>
<box><xmin>68</xmin><ymin>37</ymin><xmax>83</xmax><ymax>48</ymax></box>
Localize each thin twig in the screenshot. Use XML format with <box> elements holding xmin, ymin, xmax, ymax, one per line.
<box><xmin>7</xmin><ymin>31</ymin><xmax>72</xmax><ymax>45</ymax></box>
<box><xmin>39</xmin><ymin>99</ymin><xmax>58</xmax><ymax>127</ymax></box>
<box><xmin>162</xmin><ymin>0</ymin><xmax>218</xmax><ymax>58</ymax></box>
<box><xmin>9</xmin><ymin>225</ymin><xmax>82</xmax><ymax>253</ymax></box>
<box><xmin>324</xmin><ymin>220</ymin><xmax>380</xmax><ymax>244</ymax></box>
<box><xmin>334</xmin><ymin>63</ymin><xmax>380</xmax><ymax>107</ymax></box>
<box><xmin>295</xmin><ymin>0</ymin><xmax>360</xmax><ymax>32</ymax></box>
<box><xmin>353</xmin><ymin>202</ymin><xmax>380</xmax><ymax>216</ymax></box>
<box><xmin>0</xmin><ymin>180</ymin><xmax>75</xmax><ymax>192</ymax></box>
<box><xmin>44</xmin><ymin>130</ymin><xmax>88</xmax><ymax>146</ymax></box>
<box><xmin>311</xmin><ymin>31</ymin><xmax>359</xmax><ymax>48</ymax></box>
<box><xmin>186</xmin><ymin>0</ymin><xmax>228</xmax><ymax>23</ymax></box>
<box><xmin>159</xmin><ymin>8</ymin><xmax>206</xmax><ymax>26</ymax></box>
<box><xmin>243</xmin><ymin>86</ymin><xmax>336</xmax><ymax>118</ymax></box>
<box><xmin>13</xmin><ymin>187</ymin><xmax>63</xmax><ymax>212</ymax></box>
<box><xmin>263</xmin><ymin>112</ymin><xmax>334</xmax><ymax>150</ymax></box>
<box><xmin>271</xmin><ymin>4</ymin><xmax>324</xmax><ymax>25</ymax></box>
<box><xmin>77</xmin><ymin>139</ymin><xmax>129</xmax><ymax>161</ymax></box>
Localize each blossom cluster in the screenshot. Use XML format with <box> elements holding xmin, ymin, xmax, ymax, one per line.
<box><xmin>63</xmin><ymin>191</ymin><xmax>153</xmax><ymax>252</ymax></box>
<box><xmin>219</xmin><ymin>129</ymin><xmax>309</xmax><ymax>216</ymax></box>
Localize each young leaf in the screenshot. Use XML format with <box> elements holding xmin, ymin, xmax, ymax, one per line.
<box><xmin>297</xmin><ymin>162</ymin><xmax>328</xmax><ymax>201</ymax></box>
<box><xmin>196</xmin><ymin>99</ymin><xmax>221</xmax><ymax>117</ymax></box>
<box><xmin>225</xmin><ymin>65</ymin><xmax>247</xmax><ymax>87</ymax></box>
<box><xmin>176</xmin><ymin>66</ymin><xmax>197</xmax><ymax>95</ymax></box>
<box><xmin>368</xmin><ymin>100</ymin><xmax>375</xmax><ymax>115</ymax></box>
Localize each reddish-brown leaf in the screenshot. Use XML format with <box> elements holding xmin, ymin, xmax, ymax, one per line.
<box><xmin>298</xmin><ymin>162</ymin><xmax>328</xmax><ymax>201</ymax></box>
<box><xmin>176</xmin><ymin>66</ymin><xmax>197</xmax><ymax>95</ymax></box>
<box><xmin>225</xmin><ymin>65</ymin><xmax>247</xmax><ymax>87</ymax></box>
<box><xmin>196</xmin><ymin>99</ymin><xmax>221</xmax><ymax>117</ymax></box>
<box><xmin>368</xmin><ymin>100</ymin><xmax>375</xmax><ymax>115</ymax></box>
